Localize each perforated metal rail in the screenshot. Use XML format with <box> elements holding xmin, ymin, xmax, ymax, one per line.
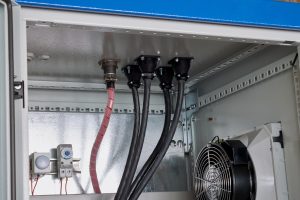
<box><xmin>198</xmin><ymin>54</ymin><xmax>296</xmax><ymax>108</ymax></box>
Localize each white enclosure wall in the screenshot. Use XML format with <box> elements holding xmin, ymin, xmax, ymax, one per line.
<box><xmin>0</xmin><ymin>2</ymin><xmax>11</xmax><ymax>200</ymax></box>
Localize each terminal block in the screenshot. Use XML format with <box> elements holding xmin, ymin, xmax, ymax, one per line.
<box><xmin>57</xmin><ymin>144</ymin><xmax>73</xmax><ymax>178</ymax></box>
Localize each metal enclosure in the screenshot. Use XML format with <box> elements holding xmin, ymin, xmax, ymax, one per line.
<box><xmin>7</xmin><ymin>5</ymin><xmax>300</xmax><ymax>200</ymax></box>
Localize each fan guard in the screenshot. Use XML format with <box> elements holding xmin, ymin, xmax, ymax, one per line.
<box><xmin>193</xmin><ymin>140</ymin><xmax>255</xmax><ymax>200</ymax></box>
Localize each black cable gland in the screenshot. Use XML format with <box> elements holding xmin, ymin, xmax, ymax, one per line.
<box><xmin>155</xmin><ymin>66</ymin><xmax>174</xmax><ymax>90</ymax></box>
<box><xmin>135</xmin><ymin>55</ymin><xmax>160</xmax><ymax>79</ymax></box>
<box><xmin>168</xmin><ymin>57</ymin><xmax>193</xmax><ymax>81</ymax></box>
<box><xmin>99</xmin><ymin>59</ymin><xmax>119</xmax><ymax>85</ymax></box>
<box><xmin>122</xmin><ymin>65</ymin><xmax>142</xmax><ymax>88</ymax></box>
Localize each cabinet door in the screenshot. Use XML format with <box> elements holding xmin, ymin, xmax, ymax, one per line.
<box><xmin>0</xmin><ymin>1</ymin><xmax>13</xmax><ymax>200</ymax></box>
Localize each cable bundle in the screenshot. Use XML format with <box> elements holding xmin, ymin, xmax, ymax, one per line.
<box><xmin>116</xmin><ymin>56</ymin><xmax>192</xmax><ymax>200</ymax></box>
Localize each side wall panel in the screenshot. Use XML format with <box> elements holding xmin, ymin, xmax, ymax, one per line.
<box><xmin>193</xmin><ymin>70</ymin><xmax>300</xmax><ymax>199</ymax></box>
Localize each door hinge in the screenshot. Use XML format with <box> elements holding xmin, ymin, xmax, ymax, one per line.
<box><xmin>14</xmin><ymin>81</ymin><xmax>25</xmax><ymax>108</ymax></box>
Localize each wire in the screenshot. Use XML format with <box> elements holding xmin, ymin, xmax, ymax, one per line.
<box><xmin>90</xmin><ymin>87</ymin><xmax>115</xmax><ymax>193</ymax></box>
<box><xmin>60</xmin><ymin>178</ymin><xmax>63</xmax><ymax>195</ymax></box>
<box><xmin>65</xmin><ymin>178</ymin><xmax>68</xmax><ymax>195</ymax></box>
<box><xmin>116</xmin><ymin>78</ymin><xmax>151</xmax><ymax>200</ymax></box>
<box><xmin>30</xmin><ymin>176</ymin><xmax>33</xmax><ymax>195</ymax></box>
<box><xmin>211</xmin><ymin>136</ymin><xmax>220</xmax><ymax>143</ymax></box>
<box><xmin>128</xmin><ymin>89</ymin><xmax>171</xmax><ymax>197</ymax></box>
<box><xmin>128</xmin><ymin>80</ymin><xmax>185</xmax><ymax>200</ymax></box>
<box><xmin>114</xmin><ymin>87</ymin><xmax>140</xmax><ymax>200</ymax></box>
<box><xmin>31</xmin><ymin>176</ymin><xmax>40</xmax><ymax>196</ymax></box>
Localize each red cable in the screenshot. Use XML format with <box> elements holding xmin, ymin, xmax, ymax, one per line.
<box><xmin>89</xmin><ymin>87</ymin><xmax>115</xmax><ymax>193</ymax></box>
<box><xmin>31</xmin><ymin>176</ymin><xmax>39</xmax><ymax>195</ymax></box>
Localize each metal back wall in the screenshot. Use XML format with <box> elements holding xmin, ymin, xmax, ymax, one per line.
<box><xmin>17</xmin><ymin>0</ymin><xmax>300</xmax><ymax>30</ymax></box>
<box><xmin>28</xmin><ymin>112</ymin><xmax>187</xmax><ymax>195</ymax></box>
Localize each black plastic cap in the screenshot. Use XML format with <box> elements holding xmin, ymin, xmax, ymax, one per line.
<box><xmin>155</xmin><ymin>66</ymin><xmax>174</xmax><ymax>90</ymax></box>
<box><xmin>135</xmin><ymin>55</ymin><xmax>160</xmax><ymax>79</ymax></box>
<box><xmin>122</xmin><ymin>65</ymin><xmax>142</xmax><ymax>88</ymax></box>
<box><xmin>168</xmin><ymin>57</ymin><xmax>193</xmax><ymax>81</ymax></box>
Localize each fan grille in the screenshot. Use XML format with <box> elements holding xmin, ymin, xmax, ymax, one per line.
<box><xmin>194</xmin><ymin>143</ymin><xmax>232</xmax><ymax>200</ymax></box>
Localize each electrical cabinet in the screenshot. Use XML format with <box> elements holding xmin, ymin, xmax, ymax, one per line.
<box><xmin>1</xmin><ymin>1</ymin><xmax>300</xmax><ymax>200</ymax></box>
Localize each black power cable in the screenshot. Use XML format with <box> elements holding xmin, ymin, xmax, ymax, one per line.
<box><xmin>129</xmin><ymin>88</ymin><xmax>171</xmax><ymax>195</ymax></box>
<box><xmin>115</xmin><ymin>87</ymin><xmax>140</xmax><ymax>199</ymax></box>
<box><xmin>128</xmin><ymin>66</ymin><xmax>174</xmax><ymax>196</ymax></box>
<box><xmin>118</xmin><ymin>56</ymin><xmax>159</xmax><ymax>200</ymax></box>
<box><xmin>127</xmin><ymin>57</ymin><xmax>193</xmax><ymax>200</ymax></box>
<box><xmin>118</xmin><ymin>78</ymin><xmax>151</xmax><ymax>200</ymax></box>
<box><xmin>115</xmin><ymin>65</ymin><xmax>141</xmax><ymax>200</ymax></box>
<box><xmin>128</xmin><ymin>80</ymin><xmax>185</xmax><ymax>200</ymax></box>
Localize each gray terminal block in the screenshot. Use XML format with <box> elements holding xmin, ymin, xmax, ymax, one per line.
<box><xmin>57</xmin><ymin>144</ymin><xmax>73</xmax><ymax>178</ymax></box>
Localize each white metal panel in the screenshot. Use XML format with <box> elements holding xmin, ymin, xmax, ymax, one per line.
<box><xmin>192</xmin><ymin>69</ymin><xmax>300</xmax><ymax>199</ymax></box>
<box><xmin>0</xmin><ymin>2</ymin><xmax>11</xmax><ymax>200</ymax></box>
<box><xmin>25</xmin><ymin>23</ymin><xmax>249</xmax><ymax>84</ymax></box>
<box><xmin>13</xmin><ymin>5</ymin><xmax>29</xmax><ymax>200</ymax></box>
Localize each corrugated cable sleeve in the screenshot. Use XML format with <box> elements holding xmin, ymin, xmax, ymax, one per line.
<box><xmin>89</xmin><ymin>87</ymin><xmax>115</xmax><ymax>193</ymax></box>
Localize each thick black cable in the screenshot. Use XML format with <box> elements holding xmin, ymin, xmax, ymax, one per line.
<box><xmin>128</xmin><ymin>80</ymin><xmax>185</xmax><ymax>200</ymax></box>
<box><xmin>128</xmin><ymin>88</ymin><xmax>171</xmax><ymax>196</ymax></box>
<box><xmin>118</xmin><ymin>78</ymin><xmax>152</xmax><ymax>200</ymax></box>
<box><xmin>114</xmin><ymin>87</ymin><xmax>140</xmax><ymax>200</ymax></box>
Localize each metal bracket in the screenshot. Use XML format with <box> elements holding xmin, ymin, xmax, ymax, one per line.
<box><xmin>14</xmin><ymin>81</ymin><xmax>25</xmax><ymax>108</ymax></box>
<box><xmin>273</xmin><ymin>130</ymin><xmax>284</xmax><ymax>148</ymax></box>
<box><xmin>186</xmin><ymin>104</ymin><xmax>197</xmax><ymax>111</ymax></box>
<box><xmin>198</xmin><ymin>53</ymin><xmax>296</xmax><ymax>108</ymax></box>
<box><xmin>186</xmin><ymin>44</ymin><xmax>268</xmax><ymax>90</ymax></box>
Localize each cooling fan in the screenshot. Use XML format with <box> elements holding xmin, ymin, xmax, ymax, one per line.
<box><xmin>193</xmin><ymin>123</ymin><xmax>289</xmax><ymax>200</ymax></box>
<box><xmin>194</xmin><ymin>139</ymin><xmax>255</xmax><ymax>200</ymax></box>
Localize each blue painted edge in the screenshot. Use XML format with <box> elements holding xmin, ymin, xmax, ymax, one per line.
<box><xmin>17</xmin><ymin>0</ymin><xmax>300</xmax><ymax>31</ymax></box>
